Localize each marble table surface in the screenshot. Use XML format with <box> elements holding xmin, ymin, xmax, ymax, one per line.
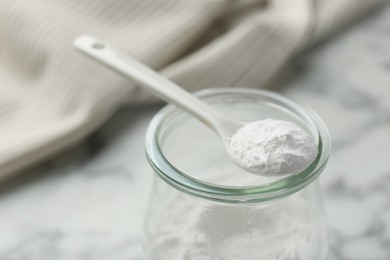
<box><xmin>1</xmin><ymin>5</ymin><xmax>390</xmax><ymax>260</ymax></box>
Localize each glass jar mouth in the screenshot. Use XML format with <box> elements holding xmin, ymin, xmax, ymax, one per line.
<box><xmin>145</xmin><ymin>88</ymin><xmax>331</xmax><ymax>203</ymax></box>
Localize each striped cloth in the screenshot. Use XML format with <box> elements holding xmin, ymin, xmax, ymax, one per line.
<box><xmin>0</xmin><ymin>0</ymin><xmax>386</xmax><ymax>180</ymax></box>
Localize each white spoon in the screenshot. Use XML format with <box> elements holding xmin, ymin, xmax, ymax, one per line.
<box><xmin>73</xmin><ymin>37</ymin><xmax>244</xmax><ymax>150</ymax></box>
<box><xmin>73</xmin><ymin>35</ymin><xmax>317</xmax><ymax>176</ymax></box>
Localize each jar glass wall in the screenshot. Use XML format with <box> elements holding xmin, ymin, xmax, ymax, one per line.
<box><xmin>144</xmin><ymin>88</ymin><xmax>331</xmax><ymax>260</ymax></box>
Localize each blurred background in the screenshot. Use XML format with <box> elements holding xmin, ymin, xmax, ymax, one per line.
<box><xmin>0</xmin><ymin>0</ymin><xmax>390</xmax><ymax>259</ymax></box>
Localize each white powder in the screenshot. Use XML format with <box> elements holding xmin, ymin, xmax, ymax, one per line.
<box><xmin>230</xmin><ymin>119</ymin><xmax>318</xmax><ymax>176</ymax></box>
<box><xmin>145</xmin><ymin>177</ymin><xmax>327</xmax><ymax>260</ymax></box>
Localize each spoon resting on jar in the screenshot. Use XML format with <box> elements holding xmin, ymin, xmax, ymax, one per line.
<box><xmin>73</xmin><ymin>35</ymin><xmax>318</xmax><ymax>177</ymax></box>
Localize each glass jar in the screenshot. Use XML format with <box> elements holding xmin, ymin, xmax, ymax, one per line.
<box><xmin>144</xmin><ymin>88</ymin><xmax>331</xmax><ymax>260</ymax></box>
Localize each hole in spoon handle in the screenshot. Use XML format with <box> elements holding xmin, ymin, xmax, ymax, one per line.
<box><xmin>92</xmin><ymin>42</ymin><xmax>106</xmax><ymax>49</ymax></box>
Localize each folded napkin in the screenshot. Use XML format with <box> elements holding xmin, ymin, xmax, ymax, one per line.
<box><xmin>0</xmin><ymin>0</ymin><xmax>386</xmax><ymax>180</ymax></box>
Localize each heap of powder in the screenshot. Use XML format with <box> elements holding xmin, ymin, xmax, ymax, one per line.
<box><xmin>230</xmin><ymin>119</ymin><xmax>318</xmax><ymax>176</ymax></box>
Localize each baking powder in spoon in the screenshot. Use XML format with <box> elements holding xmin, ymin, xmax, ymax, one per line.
<box><xmin>230</xmin><ymin>119</ymin><xmax>318</xmax><ymax>176</ymax></box>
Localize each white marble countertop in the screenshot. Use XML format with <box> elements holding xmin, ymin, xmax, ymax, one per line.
<box><xmin>1</xmin><ymin>5</ymin><xmax>390</xmax><ymax>260</ymax></box>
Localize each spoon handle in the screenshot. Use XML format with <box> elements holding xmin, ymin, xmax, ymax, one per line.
<box><xmin>73</xmin><ymin>35</ymin><xmax>229</xmax><ymax>133</ymax></box>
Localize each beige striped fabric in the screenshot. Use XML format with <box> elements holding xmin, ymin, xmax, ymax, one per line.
<box><xmin>0</xmin><ymin>0</ymin><xmax>386</xmax><ymax>180</ymax></box>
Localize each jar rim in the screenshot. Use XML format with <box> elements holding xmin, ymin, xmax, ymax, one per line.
<box><xmin>145</xmin><ymin>88</ymin><xmax>331</xmax><ymax>203</ymax></box>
